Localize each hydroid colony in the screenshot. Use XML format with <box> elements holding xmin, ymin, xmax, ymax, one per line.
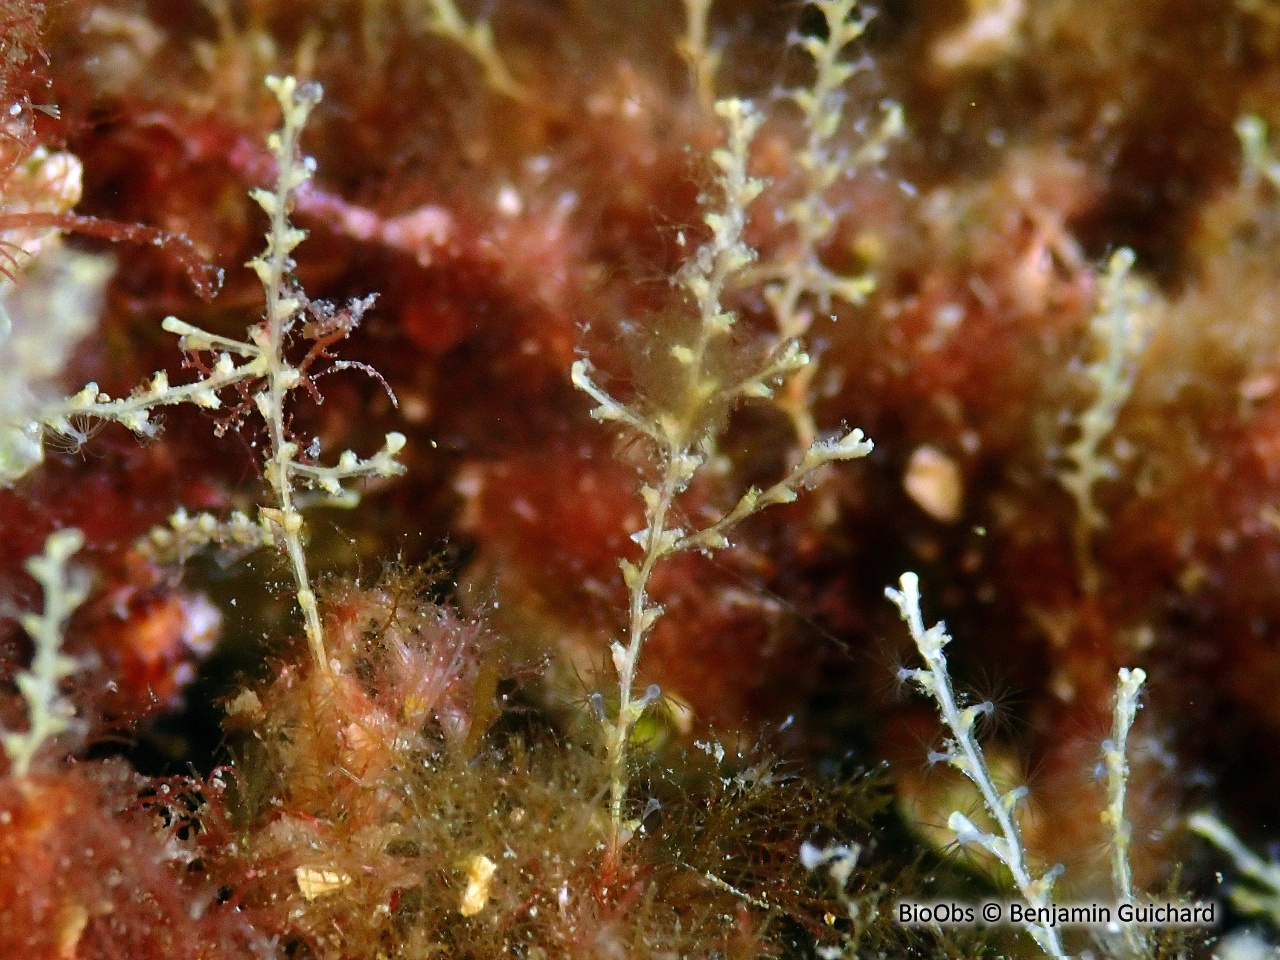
<box><xmin>3</xmin><ymin>1</ymin><xmax>1280</xmax><ymax>957</ymax></box>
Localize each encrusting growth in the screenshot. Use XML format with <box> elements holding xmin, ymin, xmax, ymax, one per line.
<box><xmin>573</xmin><ymin>97</ymin><xmax>872</xmax><ymax>842</ymax></box>
<box><xmin>2</xmin><ymin>528</ymin><xmax>88</xmax><ymax>778</ymax></box>
<box><xmin>1</xmin><ymin>76</ymin><xmax>406</xmax><ymax>672</ymax></box>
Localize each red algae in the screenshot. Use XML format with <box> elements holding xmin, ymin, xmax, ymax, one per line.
<box><xmin>7</xmin><ymin>0</ymin><xmax>1280</xmax><ymax>956</ymax></box>
<box><xmin>0</xmin><ymin>762</ymin><xmax>264</xmax><ymax>960</ymax></box>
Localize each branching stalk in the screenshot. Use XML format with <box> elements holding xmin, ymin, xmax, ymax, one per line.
<box><xmin>888</xmin><ymin>572</ymin><xmax>1067</xmax><ymax>959</ymax></box>
<box><xmin>678</xmin><ymin>0</ymin><xmax>719</xmax><ymax>111</ymax></box>
<box><xmin>1103</xmin><ymin>666</ymin><xmax>1149</xmax><ymax>957</ymax></box>
<box><xmin>750</xmin><ymin>0</ymin><xmax>902</xmax><ymax>448</ymax></box>
<box><xmin>5</xmin><ymin>77</ymin><xmax>406</xmax><ymax>673</ymax></box>
<box><xmin>2</xmin><ymin>529</ymin><xmax>88</xmax><ymax>778</ymax></box>
<box><xmin>574</xmin><ymin>98</ymin><xmax>872</xmax><ymax>843</ymax></box>
<box><xmin>1059</xmin><ymin>247</ymin><xmax>1151</xmax><ymax>592</ymax></box>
